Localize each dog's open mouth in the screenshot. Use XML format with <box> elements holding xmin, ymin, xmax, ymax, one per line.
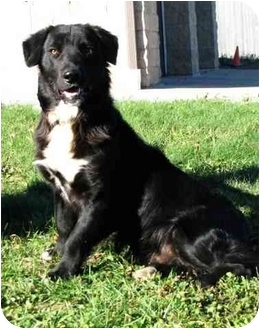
<box><xmin>59</xmin><ymin>87</ymin><xmax>81</xmax><ymax>101</ymax></box>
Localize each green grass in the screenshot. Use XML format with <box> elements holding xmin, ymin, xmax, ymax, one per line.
<box><xmin>1</xmin><ymin>100</ymin><xmax>259</xmax><ymax>328</ymax></box>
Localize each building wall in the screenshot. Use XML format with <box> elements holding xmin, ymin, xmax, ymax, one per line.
<box><xmin>163</xmin><ymin>1</ymin><xmax>199</xmax><ymax>75</ymax></box>
<box><xmin>196</xmin><ymin>1</ymin><xmax>219</xmax><ymax>69</ymax></box>
<box><xmin>134</xmin><ymin>1</ymin><xmax>161</xmax><ymax>87</ymax></box>
<box><xmin>2</xmin><ymin>1</ymin><xmax>256</xmax><ymax>105</ymax></box>
<box><xmin>1</xmin><ymin>1</ymin><xmax>140</xmax><ymax>104</ymax></box>
<box><xmin>216</xmin><ymin>1</ymin><xmax>259</xmax><ymax>57</ymax></box>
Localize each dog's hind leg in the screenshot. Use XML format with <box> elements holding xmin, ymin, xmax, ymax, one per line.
<box><xmin>134</xmin><ymin>237</ymin><xmax>177</xmax><ymax>280</ymax></box>
<box><xmin>170</xmin><ymin>228</ymin><xmax>256</xmax><ymax>287</ymax></box>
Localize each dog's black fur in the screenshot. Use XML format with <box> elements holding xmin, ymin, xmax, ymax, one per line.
<box><xmin>23</xmin><ymin>24</ymin><xmax>257</xmax><ymax>286</ymax></box>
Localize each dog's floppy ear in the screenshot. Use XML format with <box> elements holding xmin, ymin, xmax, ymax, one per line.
<box><xmin>92</xmin><ymin>26</ymin><xmax>118</xmax><ymax>65</ymax></box>
<box><xmin>22</xmin><ymin>26</ymin><xmax>52</xmax><ymax>67</ymax></box>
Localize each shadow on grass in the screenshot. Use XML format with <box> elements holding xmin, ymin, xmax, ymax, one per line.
<box><xmin>196</xmin><ymin>165</ymin><xmax>259</xmax><ymax>241</ymax></box>
<box><xmin>1</xmin><ymin>166</ymin><xmax>258</xmax><ymax>241</ymax></box>
<box><xmin>1</xmin><ymin>182</ymin><xmax>53</xmax><ymax>237</ymax></box>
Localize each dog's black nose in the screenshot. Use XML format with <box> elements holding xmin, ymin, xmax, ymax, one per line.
<box><xmin>63</xmin><ymin>71</ymin><xmax>80</xmax><ymax>84</ymax></box>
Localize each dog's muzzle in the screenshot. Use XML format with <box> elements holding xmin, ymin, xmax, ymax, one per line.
<box><xmin>57</xmin><ymin>69</ymin><xmax>82</xmax><ymax>103</ymax></box>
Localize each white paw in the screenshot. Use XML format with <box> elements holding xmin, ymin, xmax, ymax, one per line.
<box><xmin>41</xmin><ymin>249</ymin><xmax>53</xmax><ymax>262</ymax></box>
<box><xmin>132</xmin><ymin>266</ymin><xmax>157</xmax><ymax>280</ymax></box>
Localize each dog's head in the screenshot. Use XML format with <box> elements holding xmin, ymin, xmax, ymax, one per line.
<box><xmin>22</xmin><ymin>24</ymin><xmax>118</xmax><ymax>104</ymax></box>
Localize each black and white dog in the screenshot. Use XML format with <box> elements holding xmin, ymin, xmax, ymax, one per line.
<box><xmin>23</xmin><ymin>24</ymin><xmax>256</xmax><ymax>286</ymax></box>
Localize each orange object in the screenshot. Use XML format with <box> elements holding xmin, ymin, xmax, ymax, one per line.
<box><xmin>232</xmin><ymin>46</ymin><xmax>241</xmax><ymax>67</ymax></box>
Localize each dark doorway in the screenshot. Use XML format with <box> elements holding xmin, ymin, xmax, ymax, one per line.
<box><xmin>157</xmin><ymin>1</ymin><xmax>167</xmax><ymax>76</ymax></box>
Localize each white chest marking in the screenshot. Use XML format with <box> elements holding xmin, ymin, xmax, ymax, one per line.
<box><xmin>34</xmin><ymin>101</ymin><xmax>88</xmax><ymax>184</ymax></box>
<box><xmin>48</xmin><ymin>101</ymin><xmax>79</xmax><ymax>125</ymax></box>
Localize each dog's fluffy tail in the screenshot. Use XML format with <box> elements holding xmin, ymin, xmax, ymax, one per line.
<box><xmin>174</xmin><ymin>228</ymin><xmax>258</xmax><ymax>286</ymax></box>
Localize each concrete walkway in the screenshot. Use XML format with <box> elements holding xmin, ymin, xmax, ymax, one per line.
<box><xmin>118</xmin><ymin>69</ymin><xmax>259</xmax><ymax>102</ymax></box>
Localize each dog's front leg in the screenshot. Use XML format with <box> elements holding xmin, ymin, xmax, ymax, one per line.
<box><xmin>54</xmin><ymin>192</ymin><xmax>78</xmax><ymax>255</ymax></box>
<box><xmin>48</xmin><ymin>202</ymin><xmax>111</xmax><ymax>279</ymax></box>
<box><xmin>41</xmin><ymin>192</ymin><xmax>78</xmax><ymax>261</ymax></box>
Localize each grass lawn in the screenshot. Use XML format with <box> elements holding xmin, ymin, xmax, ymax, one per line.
<box><xmin>1</xmin><ymin>100</ymin><xmax>259</xmax><ymax>328</ymax></box>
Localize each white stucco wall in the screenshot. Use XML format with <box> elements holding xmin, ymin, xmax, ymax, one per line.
<box><xmin>1</xmin><ymin>1</ymin><xmax>140</xmax><ymax>104</ymax></box>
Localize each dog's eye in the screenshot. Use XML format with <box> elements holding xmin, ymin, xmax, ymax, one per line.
<box><xmin>79</xmin><ymin>44</ymin><xmax>93</xmax><ymax>57</ymax></box>
<box><xmin>49</xmin><ymin>48</ymin><xmax>60</xmax><ymax>56</ymax></box>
